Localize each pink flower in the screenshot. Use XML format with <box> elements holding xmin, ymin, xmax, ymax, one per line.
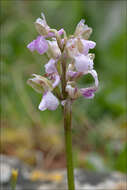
<box><xmin>27</xmin><ymin>12</ymin><xmax>99</xmax><ymax>110</ymax></box>
<box><xmin>27</xmin><ymin>36</ymin><xmax>48</xmax><ymax>55</ymax></box>
<box><xmin>38</xmin><ymin>91</ymin><xmax>59</xmax><ymax>111</ymax></box>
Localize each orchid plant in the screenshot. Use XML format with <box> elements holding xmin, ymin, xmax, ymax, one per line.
<box><xmin>27</xmin><ymin>12</ymin><xmax>98</xmax><ymax>190</ymax></box>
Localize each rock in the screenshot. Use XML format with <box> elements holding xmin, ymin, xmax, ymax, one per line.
<box><xmin>0</xmin><ymin>163</ymin><xmax>11</xmax><ymax>183</ymax></box>
<box><xmin>0</xmin><ymin>154</ymin><xmax>126</xmax><ymax>190</ymax></box>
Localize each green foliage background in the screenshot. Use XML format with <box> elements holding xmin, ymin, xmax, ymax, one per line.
<box><xmin>1</xmin><ymin>0</ymin><xmax>126</xmax><ymax>173</ymax></box>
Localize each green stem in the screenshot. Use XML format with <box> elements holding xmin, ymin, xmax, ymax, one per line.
<box><xmin>64</xmin><ymin>99</ymin><xmax>75</xmax><ymax>190</ymax></box>
<box><xmin>61</xmin><ymin>54</ymin><xmax>67</xmax><ymax>99</ymax></box>
<box><xmin>58</xmin><ymin>37</ymin><xmax>75</xmax><ymax>190</ymax></box>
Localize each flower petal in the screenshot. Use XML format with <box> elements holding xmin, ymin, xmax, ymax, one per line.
<box><xmin>79</xmin><ymin>39</ymin><xmax>96</xmax><ymax>55</ymax></box>
<box><xmin>39</xmin><ymin>91</ymin><xmax>59</xmax><ymax>111</ymax></box>
<box><xmin>52</xmin><ymin>74</ymin><xmax>60</xmax><ymax>88</ymax></box>
<box><xmin>35</xmin><ymin>12</ymin><xmax>50</xmax><ymax>36</ymax></box>
<box><xmin>38</xmin><ymin>93</ymin><xmax>47</xmax><ymax>111</ymax></box>
<box><xmin>47</xmin><ymin>40</ymin><xmax>61</xmax><ymax>59</ymax></box>
<box><xmin>88</xmin><ymin>69</ymin><xmax>99</xmax><ymax>87</ymax></box>
<box><xmin>80</xmin><ymin>87</ymin><xmax>96</xmax><ymax>99</ymax></box>
<box><xmin>27</xmin><ymin>40</ymin><xmax>36</xmax><ymax>52</ymax></box>
<box><xmin>58</xmin><ymin>28</ymin><xmax>64</xmax><ymax>36</ymax></box>
<box><xmin>75</xmin><ymin>54</ymin><xmax>93</xmax><ymax>72</ymax></box>
<box><xmin>74</xmin><ymin>19</ymin><xmax>85</xmax><ymax>36</ymax></box>
<box><xmin>66</xmin><ymin>38</ymin><xmax>79</xmax><ymax>58</ymax></box>
<box><xmin>44</xmin><ymin>59</ymin><xmax>57</xmax><ymax>74</ymax></box>
<box><xmin>27</xmin><ymin>36</ymin><xmax>48</xmax><ymax>55</ymax></box>
<box><xmin>80</xmin><ymin>69</ymin><xmax>98</xmax><ymax>99</ymax></box>
<box><xmin>35</xmin><ymin>36</ymin><xmax>48</xmax><ymax>54</ymax></box>
<box><xmin>67</xmin><ymin>71</ymin><xmax>78</xmax><ymax>78</ymax></box>
<box><xmin>74</xmin><ymin>19</ymin><xmax>92</xmax><ymax>39</ymax></box>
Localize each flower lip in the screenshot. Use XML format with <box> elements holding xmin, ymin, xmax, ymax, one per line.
<box><xmin>38</xmin><ymin>91</ymin><xmax>59</xmax><ymax>111</ymax></box>
<box><xmin>44</xmin><ymin>59</ymin><xmax>57</xmax><ymax>74</ymax></box>
<box><xmin>74</xmin><ymin>54</ymin><xmax>93</xmax><ymax>72</ymax></box>
<box><xmin>80</xmin><ymin>87</ymin><xmax>96</xmax><ymax>99</ymax></box>
<box><xmin>27</xmin><ymin>36</ymin><xmax>48</xmax><ymax>55</ymax></box>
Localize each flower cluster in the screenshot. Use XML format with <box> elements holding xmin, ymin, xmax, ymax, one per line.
<box><xmin>27</xmin><ymin>12</ymin><xmax>99</xmax><ymax>111</ymax></box>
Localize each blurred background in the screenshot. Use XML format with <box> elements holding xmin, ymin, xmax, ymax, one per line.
<box><xmin>1</xmin><ymin>0</ymin><xmax>126</xmax><ymax>174</ymax></box>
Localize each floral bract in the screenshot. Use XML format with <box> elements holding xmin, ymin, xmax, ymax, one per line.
<box><xmin>27</xmin><ymin>12</ymin><xmax>99</xmax><ymax>111</ymax></box>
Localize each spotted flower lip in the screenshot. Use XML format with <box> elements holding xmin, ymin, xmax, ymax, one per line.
<box><xmin>80</xmin><ymin>87</ymin><xmax>96</xmax><ymax>99</ymax></box>
<box><xmin>27</xmin><ymin>36</ymin><xmax>48</xmax><ymax>55</ymax></box>
<box><xmin>38</xmin><ymin>91</ymin><xmax>59</xmax><ymax>111</ymax></box>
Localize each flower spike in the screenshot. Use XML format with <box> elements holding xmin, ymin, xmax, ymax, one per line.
<box><xmin>27</xmin><ymin>12</ymin><xmax>98</xmax><ymax>111</ymax></box>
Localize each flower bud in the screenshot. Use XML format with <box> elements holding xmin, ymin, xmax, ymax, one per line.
<box><xmin>27</xmin><ymin>74</ymin><xmax>53</xmax><ymax>93</ymax></box>
<box><xmin>74</xmin><ymin>19</ymin><xmax>85</xmax><ymax>36</ymax></box>
<box><xmin>35</xmin><ymin>12</ymin><xmax>51</xmax><ymax>36</ymax></box>
<box><xmin>74</xmin><ymin>19</ymin><xmax>92</xmax><ymax>40</ymax></box>
<box><xmin>82</xmin><ymin>26</ymin><xmax>92</xmax><ymax>40</ymax></box>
